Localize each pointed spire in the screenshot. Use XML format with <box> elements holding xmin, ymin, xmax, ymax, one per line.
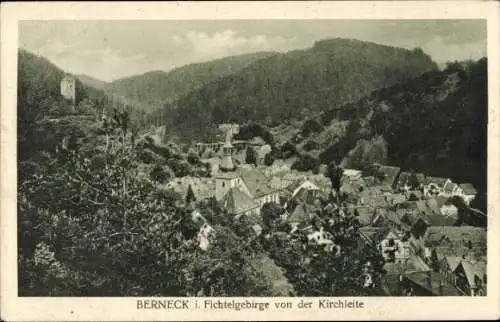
<box><xmin>219</xmin><ymin>128</ymin><xmax>235</xmax><ymax>172</ymax></box>
<box><xmin>224</xmin><ymin>129</ymin><xmax>233</xmax><ymax>148</ymax></box>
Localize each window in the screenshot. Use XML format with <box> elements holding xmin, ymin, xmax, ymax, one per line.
<box><xmin>222</xmin><ymin>182</ymin><xmax>225</xmax><ymax>188</ymax></box>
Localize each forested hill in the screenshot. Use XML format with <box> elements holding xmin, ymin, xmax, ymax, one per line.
<box><xmin>164</xmin><ymin>38</ymin><xmax>438</xmax><ymax>141</ymax></box>
<box><xmin>105</xmin><ymin>51</ymin><xmax>279</xmax><ymax>112</ymax></box>
<box><xmin>289</xmin><ymin>58</ymin><xmax>487</xmax><ymax>210</ymax></box>
<box><xmin>75</xmin><ymin>74</ymin><xmax>108</xmax><ymax>90</ymax></box>
<box><xmin>17</xmin><ymin>49</ymin><xmax>126</xmax><ymax>164</ymax></box>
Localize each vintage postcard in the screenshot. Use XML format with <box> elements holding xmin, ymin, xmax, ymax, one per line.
<box><xmin>1</xmin><ymin>1</ymin><xmax>499</xmax><ymax>321</ymax></box>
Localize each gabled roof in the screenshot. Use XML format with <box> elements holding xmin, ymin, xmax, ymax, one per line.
<box><xmin>456</xmin><ymin>260</ymin><xmax>487</xmax><ymax>287</ymax></box>
<box><xmin>443</xmin><ymin>181</ymin><xmax>458</xmax><ymax>194</ymax></box>
<box><xmin>378</xmin><ymin>165</ymin><xmax>401</xmax><ymax>186</ymax></box>
<box><xmin>236</xmin><ymin>167</ymin><xmax>275</xmax><ymax>197</ymax></box>
<box><xmin>444</xmin><ymin>256</ymin><xmax>462</xmax><ymax>272</ymax></box>
<box><xmin>288</xmin><ymin>203</ymin><xmax>310</xmax><ymax>223</ymax></box>
<box><xmin>459</xmin><ymin>183</ymin><xmax>477</xmax><ymax>195</ymax></box>
<box><xmin>221</xmin><ymin>187</ymin><xmax>259</xmax><ymax>215</ymax></box>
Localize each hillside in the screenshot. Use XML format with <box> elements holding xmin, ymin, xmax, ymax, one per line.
<box><xmin>287</xmin><ymin>58</ymin><xmax>487</xmax><ymax>210</ymax></box>
<box><xmin>105</xmin><ymin>51</ymin><xmax>279</xmax><ymax>112</ymax></box>
<box><xmin>164</xmin><ymin>38</ymin><xmax>437</xmax><ymax>141</ymax></box>
<box><xmin>17</xmin><ymin>50</ymin><xmax>127</xmax><ymax>164</ymax></box>
<box><xmin>75</xmin><ymin>74</ymin><xmax>108</xmax><ymax>90</ymax></box>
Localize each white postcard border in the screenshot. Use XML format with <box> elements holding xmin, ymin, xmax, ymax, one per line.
<box><xmin>1</xmin><ymin>1</ymin><xmax>499</xmax><ymax>321</ymax></box>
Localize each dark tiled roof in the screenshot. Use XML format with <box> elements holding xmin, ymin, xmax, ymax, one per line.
<box><xmin>405</xmin><ymin>271</ymin><xmax>461</xmax><ymax>296</ymax></box>
<box><xmin>221</xmin><ymin>187</ymin><xmax>259</xmax><ymax>215</ymax></box>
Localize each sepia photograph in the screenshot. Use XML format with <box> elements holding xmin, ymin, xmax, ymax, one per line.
<box><xmin>1</xmin><ymin>1</ymin><xmax>499</xmax><ymax>321</ymax></box>
<box><xmin>16</xmin><ymin>18</ymin><xmax>489</xmax><ymax>297</ymax></box>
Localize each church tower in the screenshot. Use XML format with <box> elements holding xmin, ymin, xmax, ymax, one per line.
<box><xmin>219</xmin><ymin>130</ymin><xmax>235</xmax><ymax>171</ymax></box>
<box><xmin>215</xmin><ymin>129</ymin><xmax>239</xmax><ymax>200</ymax></box>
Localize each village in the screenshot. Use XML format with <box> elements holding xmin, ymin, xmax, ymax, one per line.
<box><xmin>162</xmin><ymin>124</ymin><xmax>487</xmax><ymax>297</ymax></box>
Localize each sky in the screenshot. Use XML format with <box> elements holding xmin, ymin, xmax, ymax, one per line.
<box><xmin>19</xmin><ymin>20</ymin><xmax>487</xmax><ymax>82</ymax></box>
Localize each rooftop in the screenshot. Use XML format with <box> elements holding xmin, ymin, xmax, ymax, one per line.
<box><xmin>404</xmin><ymin>271</ymin><xmax>461</xmax><ymax>296</ymax></box>
<box><xmin>236</xmin><ymin>167</ymin><xmax>276</xmax><ymax>197</ymax></box>
<box><xmin>424</xmin><ymin>226</ymin><xmax>487</xmax><ymax>256</ymax></box>
<box><xmin>221</xmin><ymin>187</ymin><xmax>259</xmax><ymax>215</ymax></box>
<box><xmin>459</xmin><ymin>183</ymin><xmax>477</xmax><ymax>195</ymax></box>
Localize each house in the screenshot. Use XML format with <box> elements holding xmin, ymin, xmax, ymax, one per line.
<box><xmin>386</xmin><ymin>194</ymin><xmax>407</xmax><ymax>207</ymax></box>
<box><xmin>424</xmin><ymin>177</ymin><xmax>452</xmax><ymax>197</ymax></box>
<box><xmin>442</xmin><ymin>181</ymin><xmax>459</xmax><ymax>197</ymax></box>
<box><xmin>288</xmin><ymin>178</ymin><xmax>320</xmax><ymax>199</ymax></box>
<box><xmin>453</xmin><ymin>260</ymin><xmax>487</xmax><ymax>296</ymax></box>
<box><xmin>420</xmin><ymin>226</ymin><xmax>487</xmax><ymax>266</ymax></box>
<box><xmin>401</xmin><ymin>271</ymin><xmax>461</xmax><ymax>296</ymax></box>
<box><xmin>287</xmin><ymin>202</ymin><xmax>316</xmax><ymax>231</ymax></box>
<box><xmin>197</xmin><ymin>223</ymin><xmax>216</xmax><ymax>251</ymax></box>
<box><xmin>377</xmin><ymin>165</ymin><xmax>401</xmax><ymax>188</ymax></box>
<box><xmin>396</xmin><ymin>171</ymin><xmax>413</xmax><ymax>192</ymax></box>
<box><xmin>438</xmin><ymin>255</ymin><xmax>462</xmax><ymax>285</ymax></box>
<box><xmin>221</xmin><ymin>187</ymin><xmax>260</xmax><ymax>217</ymax></box>
<box><xmin>380</xmin><ymin>230</ymin><xmax>411</xmax><ymax>263</ymax></box>
<box><xmin>457</xmin><ymin>183</ymin><xmax>478</xmax><ymax>205</ymax></box>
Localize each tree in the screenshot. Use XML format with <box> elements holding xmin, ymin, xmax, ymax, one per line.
<box><xmin>185</xmin><ymin>184</ymin><xmax>196</xmax><ymax>205</ymax></box>
<box><xmin>264</xmin><ymin>152</ymin><xmax>275</xmax><ymax>166</ymax></box>
<box><xmin>245</xmin><ymin>147</ymin><xmax>257</xmax><ymax>166</ymax></box>
<box><xmin>261</xmin><ymin>202</ymin><xmax>284</xmax><ymax>230</ymax></box>
<box><xmin>327</xmin><ymin>161</ymin><xmax>344</xmax><ymax>198</ymax></box>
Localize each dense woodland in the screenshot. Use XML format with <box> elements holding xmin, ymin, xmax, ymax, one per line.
<box><xmin>162</xmin><ymin>39</ymin><xmax>437</xmax><ymax>140</ymax></box>
<box><xmin>17</xmin><ymin>37</ymin><xmax>488</xmax><ymax>296</ymax></box>
<box><xmin>100</xmin><ymin>52</ymin><xmax>278</xmax><ymax>113</ymax></box>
